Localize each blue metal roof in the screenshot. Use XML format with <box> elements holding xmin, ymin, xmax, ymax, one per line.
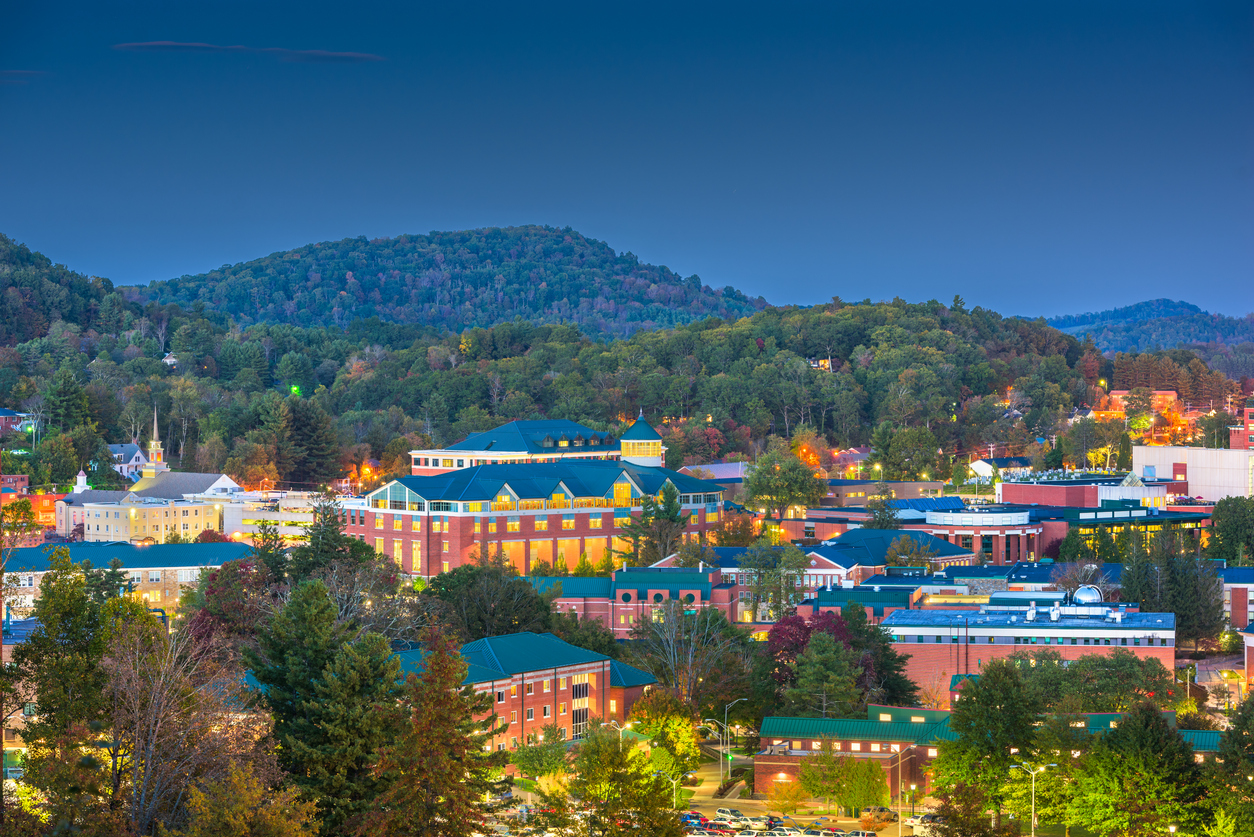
<box><xmin>887</xmin><ymin>497</ymin><xmax>966</xmax><ymax>512</ymax></box>
<box><xmin>5</xmin><ymin>541</ymin><xmax>252</xmax><ymax>574</ymax></box>
<box><xmin>1221</xmin><ymin>567</ymin><xmax>1254</xmax><ymax>584</ymax></box>
<box><xmin>446</xmin><ymin>420</ymin><xmax>618</xmax><ymax>454</ymax></box>
<box><xmin>387</xmin><ymin>460</ymin><xmax>720</xmax><ymax>504</ymax></box>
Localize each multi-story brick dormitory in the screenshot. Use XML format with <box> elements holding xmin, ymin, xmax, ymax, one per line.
<box><xmin>754</xmin><ymin>705</ymin><xmax>1219</xmax><ymax>799</ymax></box>
<box><xmin>393</xmin><ymin>632</ymin><xmax>656</xmax><ymax>753</ymax></box>
<box><xmin>344</xmin><ymin>458</ymin><xmax>724</xmax><ymax>579</ymax></box>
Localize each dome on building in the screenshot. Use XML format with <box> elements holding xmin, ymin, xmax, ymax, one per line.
<box><xmin>1074</xmin><ymin>585</ymin><xmax>1103</xmax><ymax>604</ymax></box>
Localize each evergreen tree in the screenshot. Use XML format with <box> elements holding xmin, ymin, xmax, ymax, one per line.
<box><xmin>571</xmin><ymin>552</ymin><xmax>597</xmax><ymax>577</ymax></box>
<box><xmin>286</xmin><ymin>631</ymin><xmax>402</xmax><ymax>835</ymax></box>
<box><xmin>288</xmin><ymin>494</ymin><xmax>374</xmax><ymax>582</ymax></box>
<box><xmin>353</xmin><ymin>629</ymin><xmax>509</xmax><ymax>837</ymax></box>
<box><xmin>44</xmin><ymin>368</ymin><xmax>89</xmax><ymax>431</ymax></box>
<box><xmin>548</xmin><ymin>611</ymin><xmax>621</xmax><ymax>659</ymax></box>
<box><xmin>1057</xmin><ymin>528</ymin><xmax>1092</xmax><ymax>563</ymax></box>
<box><xmin>287</xmin><ymin>397</ymin><xmax>342</xmax><ymax>489</ymax></box>
<box><xmin>1069</xmin><ymin>701</ymin><xmax>1208</xmax><ymax>837</ymax></box>
<box><xmin>81</xmin><ymin>556</ymin><xmax>128</xmax><ymax>604</ymax></box>
<box><xmin>251</xmin><ymin>518</ymin><xmax>288</xmax><ymax>581</ymax></box>
<box><xmin>841</xmin><ymin>601</ymin><xmax>919</xmax><ymax>707</ymax></box>
<box><xmin>862</xmin><ymin>485</ymin><xmax>901</xmax><ymax>530</ymax></box>
<box><xmin>617</xmin><ymin>483</ymin><xmax>690</xmax><ymax>564</ymax></box>
<box><xmin>1214</xmin><ymin>697</ymin><xmax>1254</xmax><ymax>835</ymax></box>
<box><xmin>1093</xmin><ymin>527</ymin><xmax>1119</xmax><ymax>564</ymax></box>
<box><xmin>782</xmin><ymin>633</ymin><xmax>861</xmax><ymax>718</ymax></box>
<box><xmin>247</xmin><ymin>580</ymin><xmax>350</xmax><ymax>776</ymax></box>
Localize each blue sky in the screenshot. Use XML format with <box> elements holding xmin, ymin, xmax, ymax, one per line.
<box><xmin>2</xmin><ymin>1</ymin><xmax>1251</xmax><ymax>317</ymax></box>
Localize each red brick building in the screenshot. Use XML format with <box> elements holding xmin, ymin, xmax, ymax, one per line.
<box><xmin>396</xmin><ymin>632</ymin><xmax>655</xmax><ymax>753</ymax></box>
<box><xmin>344</xmin><ymin>460</ymin><xmax>723</xmax><ymax>579</ymax></box>
<box><xmin>881</xmin><ymin>605</ymin><xmax>1177</xmax><ymax>707</ymax></box>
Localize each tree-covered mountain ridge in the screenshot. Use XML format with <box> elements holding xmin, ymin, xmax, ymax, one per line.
<box><xmin>1043</xmin><ymin>298</ymin><xmax>1254</xmax><ymax>378</ymax></box>
<box><xmin>121</xmin><ymin>225</ymin><xmax>768</xmax><ymax>339</ymax></box>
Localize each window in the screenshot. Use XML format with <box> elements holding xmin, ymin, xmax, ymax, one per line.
<box><xmin>375</xmin><ymin>538</ymin><xmax>384</xmax><ymax>554</ymax></box>
<box><xmin>393</xmin><ymin>517</ymin><xmax>402</xmax><ymax>530</ymax></box>
<box><xmin>870</xmin><ymin>743</ymin><xmax>881</xmax><ymax>752</ymax></box>
<box><xmin>543</xmin><ymin>706</ymin><xmax>551</xmax><ymax>718</ymax></box>
<box><xmin>543</xmin><ymin>680</ymin><xmax>551</xmax><ymax>693</ymax></box>
<box><xmin>609</xmin><ymin>699</ymin><xmax>616</xmax><ymax>714</ymax></box>
<box><xmin>442</xmin><ymin>561</ymin><xmax>450</xmax><ymax>573</ymax></box>
<box><xmin>510</xmin><ymin>685</ymin><xmax>518</xmax><ymax>697</ymax></box>
<box><xmin>526</xmin><ymin>708</ymin><xmax>534</xmax><ymax>721</ymax></box>
<box><xmin>412</xmin><ymin>518</ymin><xmax>421</xmax><ymax>532</ymax></box>
<box><xmin>526</xmin><ymin>683</ymin><xmax>534</xmax><ymax>696</ymax></box>
<box><xmin>507</xmin><ymin>516</ymin><xmax>520</xmax><ymax>533</ymax></box>
<box><xmin>510</xmin><ymin>711</ymin><xmax>517</xmax><ymax>724</ymax></box>
<box><xmin>375</xmin><ymin>517</ymin><xmax>383</xmax><ymax>529</ymax></box>
<box><xmin>489</xmin><ymin>518</ymin><xmax>497</xmax><ymax>533</ymax></box>
<box><xmin>474</xmin><ymin>519</ymin><xmax>481</xmax><ymax>533</ymax></box>
<box><xmin>559</xmin><ymin>677</ymin><xmax>567</xmax><ymax>690</ymax></box>
<box><xmin>928</xmin><ymin>748</ymin><xmax>938</xmax><ymax>757</ymax></box>
<box><xmin>442</xmin><ymin>541</ymin><xmax>449</xmax><ymax>553</ymax></box>
<box><xmin>130</xmin><ymin>572</ymin><xmax>142</xmax><ymax>584</ymax></box>
<box><xmin>850</xmin><ymin>743</ymin><xmax>861</xmax><ymax>752</ymax></box>
<box><xmin>534</xmin><ymin>517</ymin><xmax>548</xmax><ymax>532</ymax></box>
<box><xmin>147</xmin><ymin>571</ymin><xmax>161</xmax><ymax>583</ymax></box>
<box><xmin>589</xmin><ymin>515</ymin><xmax>602</xmax><ymax>529</ymax></box>
<box><xmin>497</xmin><ymin>691</ymin><xmax>505</xmax><ymax>703</ymax></box>
<box><xmin>562</xmin><ymin>515</ymin><xmax>575</xmax><ymax>530</ymax></box>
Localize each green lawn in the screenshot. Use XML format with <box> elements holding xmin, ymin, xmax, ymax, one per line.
<box><xmin>1032</xmin><ymin>825</ymin><xmax>1097</xmax><ymax>837</ymax></box>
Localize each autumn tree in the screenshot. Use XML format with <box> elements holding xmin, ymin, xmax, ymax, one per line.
<box><xmin>743</xmin><ymin>449</ymin><xmax>825</xmax><ymax>524</ymax></box>
<box><xmin>568</xmin><ymin>722</ymin><xmax>683</xmax><ymax>835</ymax></box>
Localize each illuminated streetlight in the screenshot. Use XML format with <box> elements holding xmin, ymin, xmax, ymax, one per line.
<box><xmin>1010</xmin><ymin>763</ymin><xmax>1056</xmax><ymax>837</ymax></box>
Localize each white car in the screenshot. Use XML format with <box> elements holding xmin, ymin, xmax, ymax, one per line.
<box><xmin>718</xmin><ymin>809</ymin><xmax>747</xmax><ymax>820</ymax></box>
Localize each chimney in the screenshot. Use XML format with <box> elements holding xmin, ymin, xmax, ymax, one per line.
<box><xmin>699</xmin><ymin>561</ymin><xmax>704</xmax><ymax>572</ymax></box>
<box><xmin>622</xmin><ymin>561</ymin><xmax>627</xmax><ymax>572</ymax></box>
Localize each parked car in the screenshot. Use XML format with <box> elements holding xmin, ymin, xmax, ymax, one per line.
<box><xmin>903</xmin><ymin>813</ymin><xmax>940</xmax><ymax>827</ymax></box>
<box><xmin>718</xmin><ymin>809</ymin><xmax>747</xmax><ymax>819</ymax></box>
<box><xmin>847</xmin><ymin>831</ymin><xmax>880</xmax><ymax>837</ymax></box>
<box><xmin>860</xmin><ymin>806</ymin><xmax>898</xmax><ymax>822</ymax></box>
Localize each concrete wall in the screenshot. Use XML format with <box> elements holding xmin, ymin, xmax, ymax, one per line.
<box><xmin>1133</xmin><ymin>446</ymin><xmax>1254</xmax><ymax>502</ymax></box>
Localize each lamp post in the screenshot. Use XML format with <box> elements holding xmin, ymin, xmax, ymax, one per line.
<box><xmin>1010</xmin><ymin>763</ymin><xmax>1056</xmax><ymax>837</ymax></box>
<box><xmin>702</xmin><ymin>719</ymin><xmax>731</xmax><ymax>786</ymax></box>
<box><xmin>658</xmin><ymin>771</ymin><xmax>695</xmax><ymax>808</ymax></box>
<box><xmin>606</xmin><ymin>720</ymin><xmax>633</xmax><ymax>741</ymax></box>
<box><xmin>724</xmin><ymin>698</ymin><xmax>747</xmax><ymax>781</ymax></box>
<box><xmin>909</xmin><ymin>784</ymin><xmax>917</xmax><ymax>817</ymax></box>
<box><xmin>896</xmin><ymin>746</ymin><xmax>914</xmax><ymax>837</ymax></box>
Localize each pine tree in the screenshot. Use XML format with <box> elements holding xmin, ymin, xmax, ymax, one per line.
<box><xmin>286</xmin><ymin>632</ymin><xmax>402</xmax><ymax>835</ymax></box>
<box><xmin>783</xmin><ymin>633</ymin><xmax>861</xmax><ymax>717</ymax></box>
<box><xmin>353</xmin><ymin>629</ymin><xmax>509</xmax><ymax>837</ymax></box>
<box><xmin>251</xmin><ymin>518</ymin><xmax>287</xmax><ymax>581</ymax></box>
<box><xmin>288</xmin><ymin>494</ymin><xmax>374</xmax><ymax>582</ymax></box>
<box><xmin>82</xmin><ymin>556</ymin><xmax>128</xmax><ymax>603</ymax></box>
<box><xmin>287</xmin><ymin>397</ymin><xmax>342</xmax><ymax>489</ymax></box>
<box><xmin>44</xmin><ymin>369</ymin><xmax>89</xmax><ymax>431</ymax></box>
<box><xmin>247</xmin><ymin>580</ymin><xmax>350</xmax><ymax>775</ymax></box>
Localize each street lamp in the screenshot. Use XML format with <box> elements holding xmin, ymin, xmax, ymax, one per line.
<box><xmin>909</xmin><ymin>784</ymin><xmax>917</xmax><ymax>817</ymax></box>
<box><xmin>896</xmin><ymin>746</ymin><xmax>915</xmax><ymax>837</ymax></box>
<box><xmin>606</xmin><ymin>720</ymin><xmax>633</xmax><ymax>740</ymax></box>
<box><xmin>701</xmin><ymin>719</ymin><xmax>731</xmax><ymax>785</ymax></box>
<box><xmin>724</xmin><ymin>698</ymin><xmax>747</xmax><ymax>779</ymax></box>
<box><xmin>657</xmin><ymin>771</ymin><xmax>695</xmax><ymax>808</ymax></box>
<box><xmin>1010</xmin><ymin>763</ymin><xmax>1056</xmax><ymax>837</ymax></box>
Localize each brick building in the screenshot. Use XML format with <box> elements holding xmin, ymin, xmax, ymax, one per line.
<box><xmin>395</xmin><ymin>632</ymin><xmax>655</xmax><ymax>752</ymax></box>
<box><xmin>1222</xmin><ymin>566</ymin><xmax>1254</xmax><ymax>630</ymax></box>
<box><xmin>532</xmin><ymin>566</ymin><xmax>739</xmax><ymax>638</ymax></box>
<box><xmin>754</xmin><ymin>704</ymin><xmax>1216</xmax><ymax>800</ymax></box>
<box><xmin>881</xmin><ymin>605</ymin><xmax>1176</xmax><ymax>706</ymax></box>
<box><xmin>344</xmin><ymin>459</ymin><xmax>723</xmax><ymax>579</ymax></box>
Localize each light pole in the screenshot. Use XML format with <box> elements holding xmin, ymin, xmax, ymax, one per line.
<box><xmin>1011</xmin><ymin>763</ymin><xmax>1056</xmax><ymax>837</ymax></box>
<box><xmin>724</xmin><ymin>699</ymin><xmax>747</xmax><ymax>782</ymax></box>
<box><xmin>658</xmin><ymin>771</ymin><xmax>695</xmax><ymax>808</ymax></box>
<box><xmin>606</xmin><ymin>720</ymin><xmax>633</xmax><ymax>741</ymax></box>
<box><xmin>909</xmin><ymin>784</ymin><xmax>917</xmax><ymax>817</ymax></box>
<box><xmin>896</xmin><ymin>746</ymin><xmax>914</xmax><ymax>837</ymax></box>
<box><xmin>701</xmin><ymin>719</ymin><xmax>731</xmax><ymax>786</ymax></box>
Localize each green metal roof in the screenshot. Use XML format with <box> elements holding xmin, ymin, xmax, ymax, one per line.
<box><xmin>461</xmin><ymin>631</ymin><xmax>614</xmax><ymax>677</ymax></box>
<box><xmin>1179</xmin><ymin>729</ymin><xmax>1220</xmax><ymax>752</ymax></box>
<box><xmin>5</xmin><ymin>541</ymin><xmax>252</xmax><ymax>574</ymax></box>
<box><xmin>609</xmin><ymin>659</ymin><xmax>656</xmax><ymax>688</ymax></box>
<box><xmin>529</xmin><ymin>577</ymin><xmax>614</xmax><ymax>598</ymax></box>
<box><xmin>867</xmin><ymin>705</ymin><xmax>950</xmax><ymax>725</ymax></box>
<box><xmin>618</xmin><ymin>418</ymin><xmax>662</xmax><ymax>441</ymax></box>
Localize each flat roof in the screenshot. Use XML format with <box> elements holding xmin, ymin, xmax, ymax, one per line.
<box><xmin>881</xmin><ymin>608</ymin><xmax>1175</xmax><ymax>631</ymax></box>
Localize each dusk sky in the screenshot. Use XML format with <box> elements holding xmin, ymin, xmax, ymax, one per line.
<box><xmin>2</xmin><ymin>1</ymin><xmax>1251</xmax><ymax>318</ymax></box>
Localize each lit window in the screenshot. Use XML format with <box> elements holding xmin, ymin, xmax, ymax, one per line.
<box><xmin>850</xmin><ymin>743</ymin><xmax>861</xmax><ymax>752</ymax></box>
<box><xmin>375</xmin><ymin>517</ymin><xmax>383</xmax><ymax>529</ymax></box>
<box><xmin>589</xmin><ymin>515</ymin><xmax>602</xmax><ymax>529</ymax></box>
<box><xmin>543</xmin><ymin>680</ymin><xmax>551</xmax><ymax>693</ymax></box>
<box><xmin>411</xmin><ymin>518</ymin><xmax>420</xmax><ymax>532</ymax></box>
<box><xmin>535</xmin><ymin>517</ymin><xmax>548</xmax><ymax>532</ymax></box>
<box><xmin>393</xmin><ymin>518</ymin><xmax>402</xmax><ymax>530</ymax></box>
<box><xmin>510</xmin><ymin>711</ymin><xmax>517</xmax><ymax>724</ymax></box>
<box><xmin>928</xmin><ymin>748</ymin><xmax>938</xmax><ymax>757</ymax></box>
<box><xmin>559</xmin><ymin>702</ymin><xmax>567</xmax><ymax>715</ymax></box>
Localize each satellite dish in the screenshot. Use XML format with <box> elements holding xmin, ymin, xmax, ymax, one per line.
<box><xmin>1074</xmin><ymin>585</ymin><xmax>1103</xmax><ymax>604</ymax></box>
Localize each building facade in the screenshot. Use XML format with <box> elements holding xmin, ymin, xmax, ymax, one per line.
<box><xmin>881</xmin><ymin>605</ymin><xmax>1176</xmax><ymax>705</ymax></box>
<box><xmin>344</xmin><ymin>459</ymin><xmax>723</xmax><ymax>578</ymax></box>
<box><xmin>394</xmin><ymin>632</ymin><xmax>655</xmax><ymax>753</ymax></box>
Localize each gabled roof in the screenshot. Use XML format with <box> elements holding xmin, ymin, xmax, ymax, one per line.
<box><xmin>59</xmin><ymin>489</ymin><xmax>131</xmax><ymax>506</ymax></box>
<box><xmin>4</xmin><ymin>541</ymin><xmax>251</xmax><ymax>574</ymax></box>
<box><xmin>609</xmin><ymin>658</ymin><xmax>657</xmax><ymax>688</ymax></box>
<box><xmin>130</xmin><ymin>471</ymin><xmax>239</xmax><ymax>498</ymax></box>
<box><xmin>444</xmin><ymin>420</ymin><xmax>618</xmax><ymax>454</ymax></box>
<box><xmin>107</xmin><ymin>443</ymin><xmax>146</xmax><ymax>461</ymax></box>
<box><xmin>618</xmin><ymin>417</ymin><xmax>661</xmax><ymax>442</ymax></box>
<box><xmin>818</xmin><ymin>529</ymin><xmax>972</xmax><ymax>566</ymax></box>
<box><xmin>387</xmin><ymin>460</ymin><xmax>720</xmax><ymax>504</ymax></box>
<box><xmin>461</xmin><ymin>632</ymin><xmax>612</xmax><ymax>676</ymax></box>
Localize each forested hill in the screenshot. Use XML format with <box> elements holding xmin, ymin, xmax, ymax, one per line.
<box><xmin>1043</xmin><ymin>298</ymin><xmax>1254</xmax><ymax>378</ymax></box>
<box><xmin>1047</xmin><ymin>298</ymin><xmax>1205</xmax><ymax>333</ymax></box>
<box><xmin>0</xmin><ymin>233</ymin><xmax>129</xmax><ymax>345</ymax></box>
<box><xmin>126</xmin><ymin>226</ymin><xmax>768</xmax><ymax>338</ymax></box>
